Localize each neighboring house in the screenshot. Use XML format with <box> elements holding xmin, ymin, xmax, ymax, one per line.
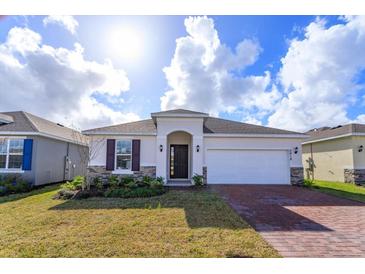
<box><xmin>0</xmin><ymin>111</ymin><xmax>88</xmax><ymax>186</ymax></box>
<box><xmin>302</xmin><ymin>124</ymin><xmax>365</xmax><ymax>184</ymax></box>
<box><xmin>83</xmin><ymin>109</ymin><xmax>306</xmax><ymax>185</ymax></box>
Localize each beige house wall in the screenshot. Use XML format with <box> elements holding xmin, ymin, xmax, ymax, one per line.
<box><xmin>351</xmin><ymin>136</ymin><xmax>365</xmax><ymax>169</ymax></box>
<box><xmin>302</xmin><ymin>136</ymin><xmax>354</xmax><ymax>182</ymax></box>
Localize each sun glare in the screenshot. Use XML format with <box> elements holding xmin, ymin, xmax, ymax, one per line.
<box><xmin>109</xmin><ymin>28</ymin><xmax>142</xmax><ymax>61</ymax></box>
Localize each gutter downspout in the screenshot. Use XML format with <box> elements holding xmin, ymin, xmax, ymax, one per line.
<box><xmin>63</xmin><ymin>142</ymin><xmax>70</xmax><ymax>181</ymax></box>
<box><xmin>310</xmin><ymin>143</ymin><xmax>314</xmax><ymax>180</ymax></box>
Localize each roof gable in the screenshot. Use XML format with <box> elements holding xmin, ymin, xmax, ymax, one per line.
<box><xmin>151</xmin><ymin>109</ymin><xmax>208</xmax><ymax>117</ymax></box>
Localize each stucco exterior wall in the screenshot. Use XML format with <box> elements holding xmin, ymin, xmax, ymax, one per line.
<box><xmin>89</xmin><ymin>135</ymin><xmax>156</xmax><ymax>167</ymax></box>
<box><xmin>156</xmin><ymin>117</ymin><xmax>204</xmax><ymax>178</ymax></box>
<box><xmin>302</xmin><ymin>137</ymin><xmax>354</xmax><ymax>182</ymax></box>
<box><xmin>351</xmin><ymin>136</ymin><xmax>365</xmax><ymax>169</ymax></box>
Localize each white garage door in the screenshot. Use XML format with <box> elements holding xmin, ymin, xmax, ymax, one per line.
<box><xmin>206</xmin><ymin>149</ymin><xmax>290</xmax><ymax>184</ymax></box>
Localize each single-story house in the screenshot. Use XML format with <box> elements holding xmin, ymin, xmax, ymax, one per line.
<box><xmin>83</xmin><ymin>109</ymin><xmax>306</xmax><ymax>185</ymax></box>
<box><xmin>302</xmin><ymin>124</ymin><xmax>365</xmax><ymax>185</ymax></box>
<box><xmin>0</xmin><ymin>111</ymin><xmax>88</xmax><ymax>186</ymax></box>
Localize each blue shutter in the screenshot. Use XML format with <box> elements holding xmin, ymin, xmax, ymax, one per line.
<box><xmin>22</xmin><ymin>139</ymin><xmax>33</xmax><ymax>171</ymax></box>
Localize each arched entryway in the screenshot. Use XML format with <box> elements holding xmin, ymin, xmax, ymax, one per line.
<box><xmin>167</xmin><ymin>131</ymin><xmax>192</xmax><ymax>180</ymax></box>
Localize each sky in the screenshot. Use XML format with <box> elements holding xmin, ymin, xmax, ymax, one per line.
<box><xmin>0</xmin><ymin>15</ymin><xmax>365</xmax><ymax>131</ymax></box>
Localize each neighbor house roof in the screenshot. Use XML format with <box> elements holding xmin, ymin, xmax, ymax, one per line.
<box><xmin>303</xmin><ymin>123</ymin><xmax>365</xmax><ymax>144</ymax></box>
<box><xmin>83</xmin><ymin>110</ymin><xmax>304</xmax><ymax>137</ymax></box>
<box><xmin>0</xmin><ymin>111</ymin><xmax>87</xmax><ymax>145</ymax></box>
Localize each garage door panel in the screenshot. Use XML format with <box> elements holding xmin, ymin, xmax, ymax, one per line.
<box><xmin>206</xmin><ymin>149</ymin><xmax>290</xmax><ymax>184</ymax></box>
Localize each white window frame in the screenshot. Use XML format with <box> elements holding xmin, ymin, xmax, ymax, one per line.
<box><xmin>0</xmin><ymin>138</ymin><xmax>24</xmax><ymax>172</ymax></box>
<box><xmin>114</xmin><ymin>139</ymin><xmax>133</xmax><ymax>173</ymax></box>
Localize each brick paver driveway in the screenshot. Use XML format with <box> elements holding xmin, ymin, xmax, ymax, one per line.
<box><xmin>211</xmin><ymin>185</ymin><xmax>365</xmax><ymax>257</ymax></box>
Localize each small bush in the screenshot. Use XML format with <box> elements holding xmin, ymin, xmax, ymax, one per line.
<box><xmin>93</xmin><ymin>177</ymin><xmax>103</xmax><ymax>190</ymax></box>
<box><xmin>73</xmin><ymin>189</ymin><xmax>104</xmax><ymax>199</ymax></box>
<box><xmin>104</xmin><ymin>187</ymin><xmax>166</xmax><ymax>198</ymax></box>
<box><xmin>61</xmin><ymin>176</ymin><xmax>84</xmax><ymax>191</ymax></box>
<box><xmin>0</xmin><ymin>174</ymin><xmax>33</xmax><ymax>196</ymax></box>
<box><xmin>108</xmin><ymin>175</ymin><xmax>120</xmax><ymax>188</ymax></box>
<box><xmin>126</xmin><ymin>180</ymin><xmax>138</xmax><ymax>189</ymax></box>
<box><xmin>120</xmin><ymin>176</ymin><xmax>134</xmax><ymax>187</ymax></box>
<box><xmin>304</xmin><ymin>179</ymin><xmax>314</xmax><ymax>187</ymax></box>
<box><xmin>156</xmin><ymin>176</ymin><xmax>165</xmax><ymax>184</ymax></box>
<box><xmin>149</xmin><ymin>179</ymin><xmax>164</xmax><ymax>189</ymax></box>
<box><xmin>142</xmin><ymin>175</ymin><xmax>153</xmax><ymax>184</ymax></box>
<box><xmin>53</xmin><ymin>189</ymin><xmax>77</xmax><ymax>200</ymax></box>
<box><xmin>192</xmin><ymin>173</ymin><xmax>205</xmax><ymax>187</ymax></box>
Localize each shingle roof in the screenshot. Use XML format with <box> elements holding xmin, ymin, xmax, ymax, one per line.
<box><xmin>82</xmin><ymin>119</ymin><xmax>156</xmax><ymax>135</ymax></box>
<box><xmin>203</xmin><ymin>117</ymin><xmax>301</xmax><ymax>135</ymax></box>
<box><xmin>0</xmin><ymin>111</ymin><xmax>87</xmax><ymax>145</ymax></box>
<box><xmin>83</xmin><ymin>113</ymin><xmax>303</xmax><ymax>136</ymax></box>
<box><xmin>304</xmin><ymin>123</ymin><xmax>365</xmax><ymax>143</ymax></box>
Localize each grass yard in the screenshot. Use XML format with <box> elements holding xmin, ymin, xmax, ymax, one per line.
<box><xmin>0</xmin><ymin>185</ymin><xmax>279</xmax><ymax>258</ymax></box>
<box><xmin>305</xmin><ymin>180</ymin><xmax>365</xmax><ymax>203</ymax></box>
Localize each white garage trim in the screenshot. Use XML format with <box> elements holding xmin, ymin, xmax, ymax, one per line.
<box><xmin>206</xmin><ymin>148</ymin><xmax>290</xmax><ymax>185</ymax></box>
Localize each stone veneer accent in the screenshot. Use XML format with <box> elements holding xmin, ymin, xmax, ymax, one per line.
<box><xmin>202</xmin><ymin>166</ymin><xmax>207</xmax><ymax>184</ymax></box>
<box><xmin>344</xmin><ymin>169</ymin><xmax>365</xmax><ymax>185</ymax></box>
<box><xmin>290</xmin><ymin>167</ymin><xmax>304</xmax><ymax>186</ymax></box>
<box><xmin>88</xmin><ymin>165</ymin><xmax>156</xmax><ymax>184</ymax></box>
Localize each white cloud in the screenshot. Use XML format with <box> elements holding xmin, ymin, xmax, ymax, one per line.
<box><xmin>268</xmin><ymin>16</ymin><xmax>365</xmax><ymax>131</ymax></box>
<box><xmin>161</xmin><ymin>16</ymin><xmax>280</xmax><ymax>117</ymax></box>
<box><xmin>0</xmin><ymin>27</ymin><xmax>139</xmax><ymax>130</ymax></box>
<box><xmin>43</xmin><ymin>15</ymin><xmax>79</xmax><ymax>35</ymax></box>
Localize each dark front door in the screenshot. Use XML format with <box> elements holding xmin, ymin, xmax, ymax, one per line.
<box><xmin>170</xmin><ymin>145</ymin><xmax>189</xmax><ymax>179</ymax></box>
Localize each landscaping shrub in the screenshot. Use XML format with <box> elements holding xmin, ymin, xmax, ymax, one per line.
<box><xmin>104</xmin><ymin>186</ymin><xmax>166</xmax><ymax>198</ymax></box>
<box><xmin>61</xmin><ymin>176</ymin><xmax>85</xmax><ymax>191</ymax></box>
<box><xmin>55</xmin><ymin>174</ymin><xmax>167</xmax><ymax>200</ymax></box>
<box><xmin>53</xmin><ymin>189</ymin><xmax>77</xmax><ymax>200</ymax></box>
<box><xmin>126</xmin><ymin>180</ymin><xmax>138</xmax><ymax>189</ymax></box>
<box><xmin>93</xmin><ymin>177</ymin><xmax>103</xmax><ymax>190</ymax></box>
<box><xmin>108</xmin><ymin>175</ymin><xmax>120</xmax><ymax>188</ymax></box>
<box><xmin>192</xmin><ymin>173</ymin><xmax>205</xmax><ymax>187</ymax></box>
<box><xmin>303</xmin><ymin>179</ymin><xmax>314</xmax><ymax>187</ymax></box>
<box><xmin>156</xmin><ymin>176</ymin><xmax>165</xmax><ymax>184</ymax></box>
<box><xmin>120</xmin><ymin>176</ymin><xmax>134</xmax><ymax>187</ymax></box>
<box><xmin>0</xmin><ymin>174</ymin><xmax>33</xmax><ymax>196</ymax></box>
<box><xmin>149</xmin><ymin>179</ymin><xmax>164</xmax><ymax>189</ymax></box>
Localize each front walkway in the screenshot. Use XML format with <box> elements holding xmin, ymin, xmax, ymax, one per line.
<box><xmin>212</xmin><ymin>185</ymin><xmax>365</xmax><ymax>257</ymax></box>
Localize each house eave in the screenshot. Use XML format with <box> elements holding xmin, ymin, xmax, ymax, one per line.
<box><xmin>82</xmin><ymin>132</ymin><xmax>307</xmax><ymax>138</ymax></box>
<box><xmin>204</xmin><ymin>133</ymin><xmax>309</xmax><ymax>139</ymax></box>
<box><xmin>82</xmin><ymin>131</ymin><xmax>157</xmax><ymax>136</ymax></box>
<box><xmin>302</xmin><ymin>132</ymin><xmax>365</xmax><ymax>144</ymax></box>
<box><xmin>0</xmin><ymin>131</ymin><xmax>88</xmax><ymax>146</ymax></box>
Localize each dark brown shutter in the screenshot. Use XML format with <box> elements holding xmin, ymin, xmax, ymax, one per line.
<box><xmin>131</xmin><ymin>139</ymin><xmax>140</xmax><ymax>171</ymax></box>
<box><xmin>106</xmin><ymin>139</ymin><xmax>115</xmax><ymax>171</ymax></box>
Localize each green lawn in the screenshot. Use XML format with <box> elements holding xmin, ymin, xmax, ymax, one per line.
<box><xmin>305</xmin><ymin>180</ymin><xmax>365</xmax><ymax>203</ymax></box>
<box><xmin>0</xmin><ymin>185</ymin><xmax>278</xmax><ymax>258</ymax></box>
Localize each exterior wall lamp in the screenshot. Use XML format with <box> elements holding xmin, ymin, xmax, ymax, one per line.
<box><xmin>359</xmin><ymin>145</ymin><xmax>363</xmax><ymax>152</ymax></box>
<box><xmin>294</xmin><ymin>147</ymin><xmax>298</xmax><ymax>154</ymax></box>
<box><xmin>196</xmin><ymin>145</ymin><xmax>200</xmax><ymax>152</ymax></box>
<box><xmin>159</xmin><ymin>144</ymin><xmax>163</xmax><ymax>152</ymax></box>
